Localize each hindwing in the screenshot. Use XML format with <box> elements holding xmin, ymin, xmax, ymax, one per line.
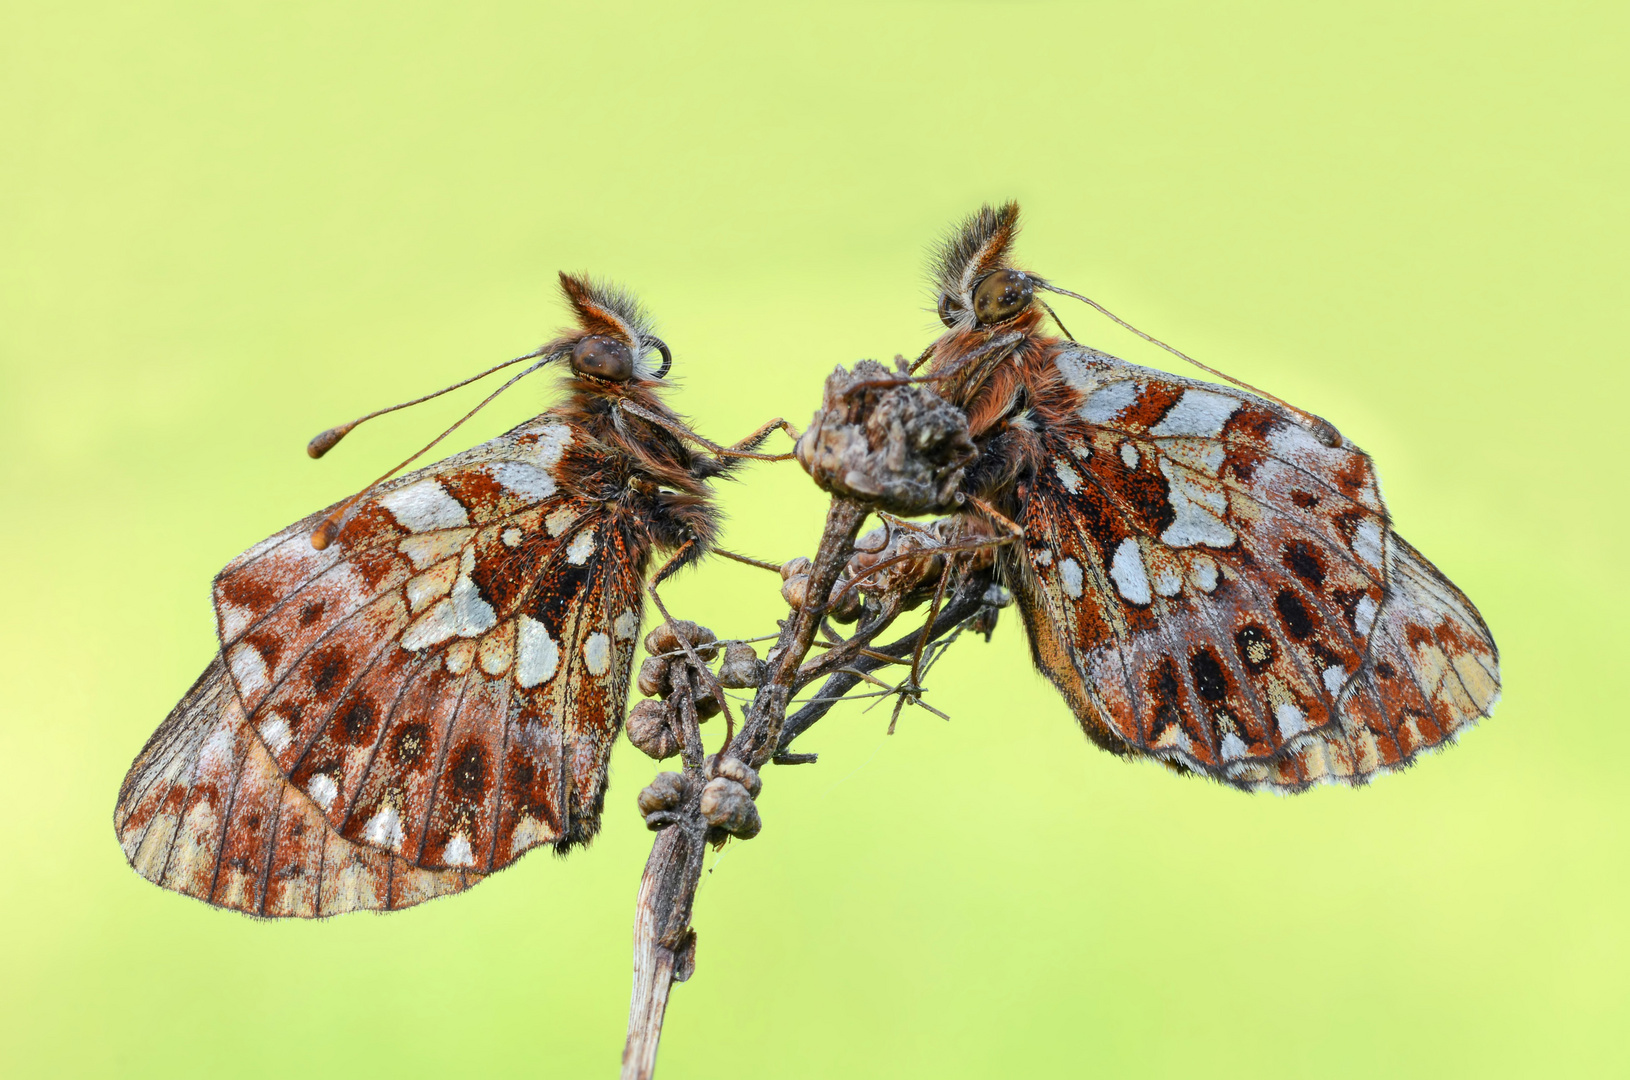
<box><xmin>1011</xmin><ymin>345</ymin><xmax>1500</xmax><ymax>791</ymax></box>
<box><xmin>171</xmin><ymin>413</ymin><xmax>643</xmax><ymax>877</ymax></box>
<box><xmin>114</xmin><ymin>657</ymin><xmax>481</xmax><ymax>916</ymax></box>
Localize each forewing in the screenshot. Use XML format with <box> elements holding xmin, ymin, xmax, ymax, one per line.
<box><xmin>113</xmin><ymin>657</ymin><xmax>481</xmax><ymax>916</ymax></box>
<box><xmin>1012</xmin><ymin>346</ymin><xmax>1499</xmax><ymax>791</ymax></box>
<box><xmin>206</xmin><ymin>415</ymin><xmax>646</xmax><ymax>869</ymax></box>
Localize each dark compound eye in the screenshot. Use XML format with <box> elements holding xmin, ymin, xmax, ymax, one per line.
<box><xmin>972</xmin><ymin>269</ymin><xmax>1034</xmax><ymax>325</ymax></box>
<box><xmin>570</xmin><ymin>335</ymin><xmax>634</xmax><ymax>381</ymax></box>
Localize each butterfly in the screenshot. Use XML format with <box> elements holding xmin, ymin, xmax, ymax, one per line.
<box><xmin>919</xmin><ymin>204</ymin><xmax>1500</xmax><ymax>791</ymax></box>
<box><xmin>113</xmin><ymin>273</ymin><xmax>788</xmax><ymax>916</ymax></box>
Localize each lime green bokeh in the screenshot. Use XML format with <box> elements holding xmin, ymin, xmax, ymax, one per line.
<box><xmin>2</xmin><ymin>2</ymin><xmax>1625</xmax><ymax>1076</ymax></box>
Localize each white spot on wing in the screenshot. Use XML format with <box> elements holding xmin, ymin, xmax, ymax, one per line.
<box><xmin>1154</xmin><ymin>567</ymin><xmax>1182</xmax><ymax>597</ymax></box>
<box><xmin>1053</xmin><ymin>352</ymin><xmax>1097</xmax><ymax>392</ymax></box>
<box><xmin>405</xmin><ymin>560</ymin><xmax>458</xmax><ymax>614</ymax></box>
<box><xmin>1354</xmin><ymin>594</ymin><xmax>1378</xmax><ymax>636</ymax></box>
<box><xmin>1220</xmin><ymin>732</ymin><xmax>1248</xmax><ymax>761</ymax></box>
<box><xmin>491</xmin><ymin>461</ymin><xmax>556</xmax><ymax>502</ymax></box>
<box><xmin>257</xmin><ymin>714</ymin><xmax>292</xmax><ymax>754</ymax></box>
<box><xmin>1081</xmin><ymin>380</ymin><xmax>1140</xmax><ymax>424</ymax></box>
<box><xmin>566</xmin><ymin>529</ymin><xmax>596</xmax><ymax>566</ymax></box>
<box><xmin>1156</xmin><ymin>437</ymin><xmax>1226</xmax><ymax>476</ymax></box>
<box><xmin>545</xmin><ymin>506</ymin><xmax>578</xmax><ymax>537</ymax></box>
<box><xmin>1275</xmin><ymin>702</ymin><xmax>1309</xmax><ymax>737</ymax></box>
<box><xmin>398</xmin><ymin>529</ymin><xmax>473</xmax><ymax>571</ymax></box>
<box><xmin>443</xmin><ymin>833</ymin><xmax>475</xmax><ymax>867</ymax></box>
<box><xmin>228</xmin><ymin>643</ymin><xmax>269</xmax><ymax>697</ymax></box>
<box><xmin>501</xmin><ymin>527</ymin><xmax>523</xmax><ymax>548</ymax></box>
<box><xmin>1158</xmin><ymin>459</ymin><xmax>1236</xmax><ymax>548</ymax></box>
<box><xmin>401</xmin><ymin>600</ymin><xmax>459</xmax><ymax>651</ymax></box>
<box><xmin>1109</xmin><ymin>538</ymin><xmax>1152</xmax><ymax>605</ymax></box>
<box><xmin>613</xmin><ymin>610</ymin><xmax>639</xmax><ymax>640</ymax></box>
<box><xmin>531</xmin><ymin>422</ymin><xmax>573</xmax><ymax>469</ymax></box>
<box><xmin>516</xmin><ymin>615</ymin><xmax>560</xmax><ymax>688</ymax></box>
<box><xmin>1120</xmin><ymin>442</ymin><xmax>1139</xmax><ymax>468</ymax></box>
<box><xmin>448</xmin><ymin>550</ymin><xmax>497</xmax><ymax>636</ymax></box>
<box><xmin>1322</xmin><ymin>665</ymin><xmax>1347</xmax><ymax>695</ymax></box>
<box><xmin>583</xmin><ymin>631</ymin><xmax>612</xmax><ymax>676</ymax></box>
<box><xmin>379</xmin><ymin>480</ymin><xmax>469</xmax><ymax>532</ymax></box>
<box><xmin>1190</xmin><ymin>555</ymin><xmax>1219</xmax><ymax>593</ymax></box>
<box><xmin>1060</xmin><ymin>558</ymin><xmax>1084</xmax><ymax>599</ymax></box>
<box><xmin>364</xmin><ymin>806</ymin><xmax>405</xmax><ymax>850</ymax></box>
<box><xmin>1054</xmin><ymin>460</ymin><xmax>1082</xmax><ymax>493</ymax></box>
<box><xmin>307</xmin><ymin>773</ymin><xmax>338</xmax><ymax>811</ymax></box>
<box><xmin>1149</xmin><ymin>389</ymin><xmax>1240</xmax><ymax>438</ymax></box>
<box><xmin>1353</xmin><ymin>518</ymin><xmax>1384</xmax><ymax>568</ymax></box>
<box><xmin>1034</xmin><ymin>548</ymin><xmax>1053</xmax><ymax>567</ymax></box>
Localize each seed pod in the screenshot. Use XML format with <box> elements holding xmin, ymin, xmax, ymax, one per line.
<box><xmin>692</xmin><ymin>686</ymin><xmax>722</xmax><ymax>721</ymax></box>
<box><xmin>780</xmin><ymin>556</ymin><xmax>812</xmax><ymax>581</ymax></box>
<box><xmin>794</xmin><ymin>359</ymin><xmax>976</xmax><ymax>515</ymax></box>
<box><xmin>643</xmin><ymin>619</ymin><xmax>720</xmax><ymax>663</ymax></box>
<box><xmin>826</xmin><ymin>580</ymin><xmax>863</xmax><ymax>622</ymax></box>
<box><xmin>699</xmin><ymin>777</ymin><xmax>761</xmax><ymax>839</ymax></box>
<box><xmin>626</xmin><ymin>699</ymin><xmax>679</xmax><ymax>760</ymax></box>
<box><xmin>637</xmin><ymin>655</ymin><xmax>671</xmax><ymax>698</ymax></box>
<box><xmin>706</xmin><ymin>754</ymin><xmax>762</xmax><ymax>797</ymax></box>
<box><xmin>716</xmin><ymin>641</ymin><xmax>763</xmax><ymax>689</ymax></box>
<box><xmin>637</xmin><ymin>771</ymin><xmax>688</xmax><ymax>822</ymax></box>
<box><xmin>781</xmin><ymin>574</ymin><xmax>810</xmax><ymax>610</ymax></box>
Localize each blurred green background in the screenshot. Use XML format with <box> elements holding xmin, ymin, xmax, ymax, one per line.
<box><xmin>3</xmin><ymin>1</ymin><xmax>1625</xmax><ymax>1076</ymax></box>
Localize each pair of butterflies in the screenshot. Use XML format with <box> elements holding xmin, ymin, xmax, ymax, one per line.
<box><xmin>114</xmin><ymin>205</ymin><xmax>1501</xmax><ymax>918</ymax></box>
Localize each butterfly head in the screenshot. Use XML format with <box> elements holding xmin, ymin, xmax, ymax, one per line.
<box><xmin>554</xmin><ymin>272</ymin><xmax>673</xmax><ymax>383</ymax></box>
<box><xmin>931</xmin><ymin>202</ymin><xmax>1041</xmax><ymax>332</ymax></box>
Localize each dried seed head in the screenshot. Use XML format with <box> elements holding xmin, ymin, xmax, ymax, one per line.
<box><xmin>779</xmin><ymin>556</ymin><xmax>812</xmax><ymax>581</ymax></box>
<box><xmin>794</xmin><ymin>360</ymin><xmax>976</xmax><ymax>516</ymax></box>
<box><xmin>780</xmin><ymin>574</ymin><xmax>810</xmax><ymax>610</ymax></box>
<box><xmin>716</xmin><ymin>641</ymin><xmax>764</xmax><ymax>689</ymax></box>
<box><xmin>706</xmin><ymin>753</ymin><xmax>762</xmax><ymax>797</ymax></box>
<box><xmin>699</xmin><ymin>777</ymin><xmax>761</xmax><ymax>839</ymax></box>
<box><xmin>637</xmin><ymin>771</ymin><xmax>688</xmax><ymax>823</ymax></box>
<box><xmin>626</xmin><ymin>699</ymin><xmax>680</xmax><ymax>760</ymax></box>
<box><xmin>643</xmin><ymin>619</ymin><xmax>720</xmax><ymax>663</ymax></box>
<box><xmin>637</xmin><ymin>655</ymin><xmax>672</xmax><ymax>698</ymax></box>
<box><xmin>693</xmin><ymin>686</ymin><xmax>721</xmax><ymax>721</ymax></box>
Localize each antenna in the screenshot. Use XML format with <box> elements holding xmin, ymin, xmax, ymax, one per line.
<box><xmin>307</xmin><ymin>351</ymin><xmax>561</xmax><ymax>550</ymax></box>
<box><xmin>1037</xmin><ymin>282</ymin><xmax>1341</xmax><ymax>447</ymax></box>
<box><xmin>307</xmin><ymin>348</ymin><xmax>547</xmax><ymax>459</ymax></box>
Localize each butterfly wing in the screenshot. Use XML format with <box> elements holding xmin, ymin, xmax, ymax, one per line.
<box><xmin>199</xmin><ymin>413</ymin><xmax>643</xmax><ymax>873</ymax></box>
<box><xmin>113</xmin><ymin>656</ymin><xmax>482</xmax><ymax>916</ymax></box>
<box><xmin>1010</xmin><ymin>345</ymin><xmax>1499</xmax><ymax>791</ymax></box>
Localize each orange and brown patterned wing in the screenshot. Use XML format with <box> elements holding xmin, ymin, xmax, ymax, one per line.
<box><xmin>1011</xmin><ymin>345</ymin><xmax>1499</xmax><ymax>791</ymax></box>
<box><xmin>202</xmin><ymin>413</ymin><xmax>644</xmax><ymax>873</ymax></box>
<box><xmin>113</xmin><ymin>657</ymin><xmax>480</xmax><ymax>916</ymax></box>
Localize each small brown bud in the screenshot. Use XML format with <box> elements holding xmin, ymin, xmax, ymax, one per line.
<box><xmin>637</xmin><ymin>771</ymin><xmax>688</xmax><ymax>823</ymax></box>
<box><xmin>643</xmin><ymin>619</ymin><xmax>719</xmax><ymax>663</ymax></box>
<box><xmin>781</xmin><ymin>574</ymin><xmax>810</xmax><ymax>609</ymax></box>
<box><xmin>637</xmin><ymin>655</ymin><xmax>671</xmax><ymax>698</ymax></box>
<box><xmin>626</xmin><ymin>699</ymin><xmax>679</xmax><ymax>759</ymax></box>
<box><xmin>716</xmin><ymin>641</ymin><xmax>763</xmax><ymax>689</ymax></box>
<box><xmin>693</xmin><ymin>686</ymin><xmax>721</xmax><ymax>721</ymax></box>
<box><xmin>779</xmin><ymin>556</ymin><xmax>812</xmax><ymax>581</ymax></box>
<box><xmin>699</xmin><ymin>777</ymin><xmax>761</xmax><ymax>839</ymax></box>
<box><xmin>706</xmin><ymin>754</ymin><xmax>762</xmax><ymax>797</ymax></box>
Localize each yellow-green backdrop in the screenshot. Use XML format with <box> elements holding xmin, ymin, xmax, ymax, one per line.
<box><xmin>3</xmin><ymin>2</ymin><xmax>1624</xmax><ymax>1076</ymax></box>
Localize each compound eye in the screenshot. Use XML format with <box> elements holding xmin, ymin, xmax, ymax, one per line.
<box><xmin>972</xmin><ymin>269</ymin><xmax>1033</xmax><ymax>325</ymax></box>
<box><xmin>570</xmin><ymin>335</ymin><xmax>634</xmax><ymax>381</ymax></box>
<box><xmin>937</xmin><ymin>293</ymin><xmax>966</xmax><ymax>328</ymax></box>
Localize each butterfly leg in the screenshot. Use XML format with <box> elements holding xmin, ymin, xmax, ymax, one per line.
<box><xmin>645</xmin><ymin>542</ymin><xmax>737</xmax><ymax>746</ymax></box>
<box><xmin>618</xmin><ymin>400</ymin><xmax>799</xmax><ymax>462</ymax></box>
